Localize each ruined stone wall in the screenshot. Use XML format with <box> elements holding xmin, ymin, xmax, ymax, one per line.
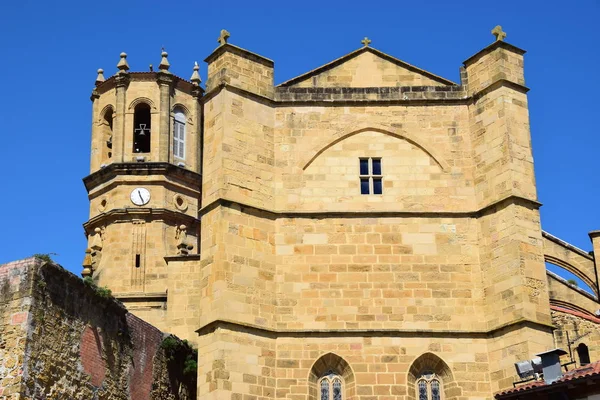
<box><xmin>0</xmin><ymin>258</ymin><xmax>196</xmax><ymax>400</ymax></box>
<box><xmin>0</xmin><ymin>258</ymin><xmax>37</xmax><ymax>398</ymax></box>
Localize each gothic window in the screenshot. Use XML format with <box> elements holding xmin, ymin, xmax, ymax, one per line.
<box><xmin>359</xmin><ymin>158</ymin><xmax>383</xmax><ymax>195</ymax></box>
<box><xmin>133</xmin><ymin>103</ymin><xmax>151</xmax><ymax>153</ymax></box>
<box><xmin>319</xmin><ymin>371</ymin><xmax>343</xmax><ymax>400</ymax></box>
<box><xmin>416</xmin><ymin>372</ymin><xmax>442</xmax><ymax>400</ymax></box>
<box><xmin>173</xmin><ymin>108</ymin><xmax>186</xmax><ymax>160</ymax></box>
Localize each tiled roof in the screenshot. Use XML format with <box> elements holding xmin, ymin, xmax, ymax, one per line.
<box><xmin>496</xmin><ymin>361</ymin><xmax>600</xmax><ymax>398</ymax></box>
<box><xmin>551</xmin><ymin>305</ymin><xmax>600</xmax><ymax>324</ymax></box>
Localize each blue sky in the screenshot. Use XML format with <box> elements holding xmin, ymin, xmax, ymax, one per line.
<box><xmin>0</xmin><ymin>0</ymin><xmax>598</xmax><ymax>285</ymax></box>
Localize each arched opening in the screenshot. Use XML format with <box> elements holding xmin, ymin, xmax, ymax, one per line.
<box><xmin>407</xmin><ymin>353</ymin><xmax>459</xmax><ymax>400</ymax></box>
<box><xmin>133</xmin><ymin>103</ymin><xmax>151</xmax><ymax>153</ymax></box>
<box><xmin>577</xmin><ymin>343</ymin><xmax>590</xmax><ymax>366</ymax></box>
<box><xmin>100</xmin><ymin>107</ymin><xmax>114</xmax><ymax>161</ymax></box>
<box><xmin>309</xmin><ymin>353</ymin><xmax>355</xmax><ymax>400</ymax></box>
<box><xmin>173</xmin><ymin>108</ymin><xmax>186</xmax><ymax>160</ymax></box>
<box><xmin>545</xmin><ymin>262</ymin><xmax>595</xmax><ymax>295</ymax></box>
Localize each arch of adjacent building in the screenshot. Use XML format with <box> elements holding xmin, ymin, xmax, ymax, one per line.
<box><xmin>542</xmin><ymin>232</ymin><xmax>598</xmax><ymax>297</ymax></box>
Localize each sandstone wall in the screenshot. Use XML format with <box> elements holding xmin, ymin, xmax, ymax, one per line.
<box><xmin>286</xmin><ymin>51</ymin><xmax>449</xmax><ymax>88</ymax></box>
<box><xmin>274</xmin><ymin>104</ymin><xmax>472</xmax><ymax>212</ymax></box>
<box><xmin>275</xmin><ymin>215</ymin><xmax>483</xmax><ymax>331</ymax></box>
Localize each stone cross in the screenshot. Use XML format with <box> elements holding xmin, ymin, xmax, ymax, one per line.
<box><xmin>218</xmin><ymin>29</ymin><xmax>230</xmax><ymax>46</ymax></box>
<box><xmin>361</xmin><ymin>37</ymin><xmax>371</xmax><ymax>47</ymax></box>
<box><xmin>492</xmin><ymin>25</ymin><xmax>506</xmax><ymax>41</ymax></box>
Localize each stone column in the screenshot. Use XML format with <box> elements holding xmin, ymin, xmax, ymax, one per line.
<box><xmin>89</xmin><ymin>89</ymin><xmax>100</xmax><ymax>172</ymax></box>
<box><xmin>192</xmin><ymin>86</ymin><xmax>202</xmax><ymax>174</ymax></box>
<box><xmin>157</xmin><ymin>72</ymin><xmax>173</xmax><ymax>163</ymax></box>
<box><xmin>589</xmin><ymin>231</ymin><xmax>600</xmax><ymax>284</ymax></box>
<box><xmin>114</xmin><ymin>74</ymin><xmax>129</xmax><ymax>163</ymax></box>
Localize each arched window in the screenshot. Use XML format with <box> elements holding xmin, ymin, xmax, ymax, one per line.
<box><xmin>173</xmin><ymin>108</ymin><xmax>186</xmax><ymax>160</ymax></box>
<box><xmin>416</xmin><ymin>372</ymin><xmax>442</xmax><ymax>400</ymax></box>
<box><xmin>577</xmin><ymin>343</ymin><xmax>590</xmax><ymax>365</ymax></box>
<box><xmin>318</xmin><ymin>371</ymin><xmax>343</xmax><ymax>400</ymax></box>
<box><xmin>309</xmin><ymin>353</ymin><xmax>355</xmax><ymax>400</ymax></box>
<box><xmin>101</xmin><ymin>107</ymin><xmax>113</xmax><ymax>160</ymax></box>
<box><xmin>133</xmin><ymin>103</ymin><xmax>151</xmax><ymax>153</ymax></box>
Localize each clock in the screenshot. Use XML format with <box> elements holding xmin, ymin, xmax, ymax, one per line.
<box><xmin>130</xmin><ymin>188</ymin><xmax>150</xmax><ymax>206</ymax></box>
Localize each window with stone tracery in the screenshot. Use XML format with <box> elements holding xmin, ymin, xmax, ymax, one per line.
<box><xmin>416</xmin><ymin>372</ymin><xmax>442</xmax><ymax>400</ymax></box>
<box><xmin>319</xmin><ymin>371</ymin><xmax>343</xmax><ymax>400</ymax></box>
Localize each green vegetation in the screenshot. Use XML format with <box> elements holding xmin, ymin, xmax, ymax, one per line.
<box><xmin>83</xmin><ymin>276</ymin><xmax>113</xmax><ymax>298</ymax></box>
<box><xmin>567</xmin><ymin>279</ymin><xmax>578</xmax><ymax>287</ymax></box>
<box><xmin>160</xmin><ymin>336</ymin><xmax>198</xmax><ymax>376</ymax></box>
<box><xmin>32</xmin><ymin>253</ymin><xmax>53</xmax><ymax>263</ymax></box>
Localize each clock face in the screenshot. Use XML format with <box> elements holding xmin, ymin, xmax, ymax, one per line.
<box><xmin>130</xmin><ymin>188</ymin><xmax>150</xmax><ymax>206</ymax></box>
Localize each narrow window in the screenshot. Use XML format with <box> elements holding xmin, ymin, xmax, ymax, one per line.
<box><xmin>431</xmin><ymin>380</ymin><xmax>441</xmax><ymax>400</ymax></box>
<box><xmin>133</xmin><ymin>103</ymin><xmax>151</xmax><ymax>153</ymax></box>
<box><xmin>359</xmin><ymin>158</ymin><xmax>383</xmax><ymax>195</ymax></box>
<box><xmin>418</xmin><ymin>380</ymin><xmax>428</xmax><ymax>400</ymax></box>
<box><xmin>102</xmin><ymin>108</ymin><xmax>114</xmax><ymax>160</ymax></box>
<box><xmin>577</xmin><ymin>343</ymin><xmax>590</xmax><ymax>365</ymax></box>
<box><xmin>320</xmin><ymin>379</ymin><xmax>329</xmax><ymax>400</ymax></box>
<box><xmin>173</xmin><ymin>109</ymin><xmax>186</xmax><ymax>160</ymax></box>
<box><xmin>332</xmin><ymin>379</ymin><xmax>342</xmax><ymax>400</ymax></box>
<box><xmin>135</xmin><ymin>254</ymin><xmax>141</xmax><ymax>269</ymax></box>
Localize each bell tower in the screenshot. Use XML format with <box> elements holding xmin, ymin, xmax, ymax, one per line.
<box><xmin>82</xmin><ymin>50</ymin><xmax>203</xmax><ymax>331</ymax></box>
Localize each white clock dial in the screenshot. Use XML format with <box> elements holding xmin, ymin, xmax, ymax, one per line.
<box><xmin>130</xmin><ymin>188</ymin><xmax>151</xmax><ymax>206</ymax></box>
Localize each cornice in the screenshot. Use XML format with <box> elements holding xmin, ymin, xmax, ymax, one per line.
<box><xmin>196</xmin><ymin>318</ymin><xmax>554</xmax><ymax>338</ymax></box>
<box><xmin>83</xmin><ymin>207</ymin><xmax>199</xmax><ymax>234</ymax></box>
<box><xmin>204</xmin><ymin>43</ymin><xmax>274</xmax><ymax>67</ymax></box>
<box><xmin>471</xmin><ymin>79</ymin><xmax>530</xmax><ymax>101</ymax></box>
<box><xmin>198</xmin><ymin>194</ymin><xmax>541</xmax><ymax>220</ymax></box>
<box><xmin>83</xmin><ymin>162</ymin><xmax>202</xmax><ymax>193</ymax></box>
<box><xmin>463</xmin><ymin>40</ymin><xmax>526</xmax><ymax>67</ymax></box>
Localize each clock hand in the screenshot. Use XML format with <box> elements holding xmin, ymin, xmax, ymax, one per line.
<box><xmin>138</xmin><ymin>191</ymin><xmax>144</xmax><ymax>203</ymax></box>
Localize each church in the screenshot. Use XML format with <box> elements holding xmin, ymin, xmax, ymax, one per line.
<box><xmin>77</xmin><ymin>26</ymin><xmax>600</xmax><ymax>399</ymax></box>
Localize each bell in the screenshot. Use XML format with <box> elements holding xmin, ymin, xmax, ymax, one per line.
<box><xmin>135</xmin><ymin>124</ymin><xmax>147</xmax><ymax>137</ymax></box>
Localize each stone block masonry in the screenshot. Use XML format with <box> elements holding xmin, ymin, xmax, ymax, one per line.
<box><xmin>0</xmin><ymin>257</ymin><xmax>196</xmax><ymax>399</ymax></box>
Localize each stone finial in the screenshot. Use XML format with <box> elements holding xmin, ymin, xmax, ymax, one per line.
<box><xmin>176</xmin><ymin>224</ymin><xmax>194</xmax><ymax>255</ymax></box>
<box><xmin>190</xmin><ymin>61</ymin><xmax>201</xmax><ymax>85</ymax></box>
<box><xmin>95</xmin><ymin>69</ymin><xmax>105</xmax><ymax>86</ymax></box>
<box><xmin>492</xmin><ymin>25</ymin><xmax>507</xmax><ymax>41</ymax></box>
<box><xmin>361</xmin><ymin>37</ymin><xmax>372</xmax><ymax>47</ymax></box>
<box><xmin>117</xmin><ymin>52</ymin><xmax>130</xmax><ymax>73</ymax></box>
<box><xmin>159</xmin><ymin>48</ymin><xmax>170</xmax><ymax>72</ymax></box>
<box><xmin>90</xmin><ymin>227</ymin><xmax>103</xmax><ymax>251</ymax></box>
<box><xmin>218</xmin><ymin>29</ymin><xmax>230</xmax><ymax>46</ymax></box>
<box><xmin>82</xmin><ymin>248</ymin><xmax>93</xmax><ymax>277</ymax></box>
